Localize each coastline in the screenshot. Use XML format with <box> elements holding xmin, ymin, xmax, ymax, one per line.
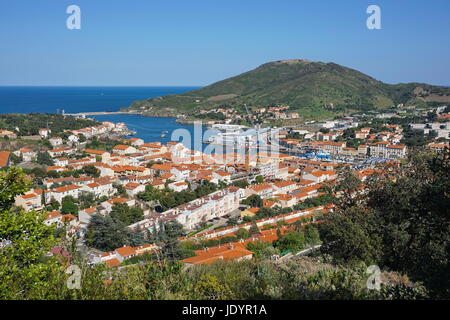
<box><xmin>65</xmin><ymin>111</ymin><xmax>142</xmax><ymax>116</ymax></box>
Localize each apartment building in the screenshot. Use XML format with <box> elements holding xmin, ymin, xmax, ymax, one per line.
<box><xmin>129</xmin><ymin>186</ymin><xmax>244</xmax><ymax>231</ymax></box>
<box><xmin>369</xmin><ymin>142</ymin><xmax>407</xmax><ymax>159</ymax></box>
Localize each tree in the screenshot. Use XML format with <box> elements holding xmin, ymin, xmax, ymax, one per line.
<box><xmin>47</xmin><ymin>196</ymin><xmax>60</xmax><ymax>211</ymax></box>
<box><xmin>236</xmin><ymin>228</ymin><xmax>250</xmax><ymax>239</ymax></box>
<box><xmin>319</xmin><ymin>149</ymin><xmax>450</xmax><ymax>298</ymax></box>
<box><xmin>242</xmin><ymin>194</ymin><xmax>263</xmax><ymax>208</ymax></box>
<box><xmin>36</xmin><ymin>151</ymin><xmax>54</xmax><ymax>166</ymax></box>
<box><xmin>0</xmin><ymin>167</ymin><xmax>31</xmax><ymax>208</ymax></box>
<box><xmin>334</xmin><ymin>167</ymin><xmax>363</xmax><ymax>209</ymax></box>
<box><xmin>85</xmin><ymin>215</ymin><xmax>129</xmax><ymax>251</ymax></box>
<box><xmin>9</xmin><ymin>153</ymin><xmax>23</xmax><ymax>165</ymax></box>
<box><xmin>274</xmin><ymin>231</ymin><xmax>305</xmax><ymax>253</ymax></box>
<box><xmin>227</xmin><ymin>216</ymin><xmax>239</xmax><ymax>226</ymax></box>
<box><xmin>0</xmin><ymin>167</ymin><xmax>60</xmax><ymax>299</ymax></box>
<box><xmin>249</xmin><ymin>221</ymin><xmax>259</xmax><ymax>234</ymax></box>
<box><xmin>61</xmin><ymin>196</ymin><xmax>79</xmax><ymax>216</ymax></box>
<box><xmin>232</xmin><ymin>179</ymin><xmax>249</xmax><ymax>188</ymax></box>
<box><xmin>80</xmin><ymin>165</ymin><xmax>100</xmax><ymax>178</ymax></box>
<box><xmin>246</xmin><ymin>241</ymin><xmax>278</xmax><ymax>259</ymax></box>
<box><xmin>255</xmin><ymin>175</ymin><xmax>264</xmax><ymax>184</ymax></box>
<box><xmin>150</xmin><ymin>221</ymin><xmax>186</xmax><ymax>261</ymax></box>
<box><xmin>78</xmin><ymin>191</ymin><xmax>96</xmax><ymax>209</ymax></box>
<box><xmin>110</xmin><ymin>203</ymin><xmax>144</xmax><ymax>225</ymax></box>
<box><xmin>46</xmin><ymin>170</ymin><xmax>60</xmax><ymax>178</ymax></box>
<box><xmin>113</xmin><ymin>183</ymin><xmax>128</xmax><ymax>198</ymax></box>
<box><xmin>303</xmin><ymin>224</ymin><xmax>321</xmax><ymax>246</ymax></box>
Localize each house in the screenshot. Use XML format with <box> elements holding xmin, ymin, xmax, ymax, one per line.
<box><xmin>39</xmin><ymin>128</ymin><xmax>51</xmax><ymax>138</ymax></box>
<box><xmin>358</xmin><ymin>145</ymin><xmax>368</xmax><ymax>156</ymax></box>
<box><xmin>151</xmin><ymin>163</ymin><xmax>173</xmax><ymax>176</ymax></box>
<box><xmin>115</xmin><ymin>246</ymin><xmax>138</xmax><ymax>261</ymax></box>
<box><xmin>68</xmin><ymin>134</ymin><xmax>80</xmax><ymax>144</ymax></box>
<box><xmin>124</xmin><ymin>138</ymin><xmax>144</xmax><ymax>147</ymax></box>
<box><xmin>124</xmin><ymin>182</ymin><xmax>146</xmax><ymax>197</ymax></box>
<box><xmin>44</xmin><ymin>211</ymin><xmax>63</xmax><ymax>226</ymax></box>
<box><xmin>263</xmin><ymin>200</ymin><xmax>278</xmax><ymax>209</ymax></box>
<box><xmin>112</xmin><ymin>145</ymin><xmax>137</xmax><ymax>155</ymax></box>
<box><xmin>168</xmin><ymin>181</ymin><xmax>189</xmax><ymax>192</ymax></box>
<box><xmin>46</xmin><ymin>166</ymin><xmax>66</xmax><ymax>173</ymax></box>
<box><xmin>150</xmin><ymin>179</ymin><xmax>165</xmax><ymax>190</ymax></box>
<box><xmin>85</xmin><ymin>149</ymin><xmax>111</xmax><ymax>161</ymax></box>
<box><xmin>309</xmin><ymin>141</ymin><xmax>346</xmax><ymax>154</ymax></box>
<box><xmin>48</xmin><ymin>184</ymin><xmax>80</xmax><ymax>203</ymax></box>
<box><xmin>340</xmin><ymin>147</ymin><xmax>358</xmax><ymax>156</ymax></box>
<box><xmin>246</xmin><ymin>183</ymin><xmax>274</xmax><ymax>199</ymax></box>
<box><xmin>302</xmin><ymin>170</ymin><xmax>337</xmax><ymax>183</ymax></box>
<box><xmin>240</xmin><ymin>207</ymin><xmax>260</xmax><ymax>219</ymax></box>
<box><xmin>273</xmin><ymin>194</ymin><xmax>297</xmax><ymax>208</ymax></box>
<box><xmin>180</xmin><ymin>244</ymin><xmax>253</xmax><ymax>266</ymax></box>
<box><xmin>102</xmin><ymin>198</ymin><xmax>136</xmax><ymax>213</ymax></box>
<box><xmin>272</xmin><ymin>180</ymin><xmax>297</xmax><ymax>194</ymax></box>
<box><xmin>355</xmin><ymin>131</ymin><xmax>370</xmax><ymax>139</ymax></box>
<box><xmin>19</xmin><ymin>148</ymin><xmax>36</xmax><ymax>161</ymax></box>
<box><xmin>170</xmin><ymin>166</ymin><xmax>191</xmax><ymax>180</ymax></box>
<box><xmin>81</xmin><ymin>181</ymin><xmax>113</xmax><ymax>198</ymax></box>
<box><xmin>48</xmin><ymin>148</ymin><xmax>75</xmax><ymax>158</ymax></box>
<box><xmin>15</xmin><ymin>191</ymin><xmax>43</xmax><ymax>211</ymax></box>
<box><xmin>78</xmin><ymin>206</ymin><xmax>101</xmax><ymax>225</ymax></box>
<box><xmin>0</xmin><ymin>129</ymin><xmax>17</xmax><ymax>139</ymax></box>
<box><xmin>49</xmin><ymin>137</ymin><xmax>63</xmax><ymax>147</ymax></box>
<box><xmin>212</xmin><ymin>170</ymin><xmax>232</xmax><ymax>183</ymax></box>
<box><xmin>428</xmin><ymin>142</ymin><xmax>449</xmax><ymax>152</ymax></box>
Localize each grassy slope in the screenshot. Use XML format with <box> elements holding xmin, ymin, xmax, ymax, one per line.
<box><xmin>128</xmin><ymin>59</ymin><xmax>450</xmax><ymax>118</ymax></box>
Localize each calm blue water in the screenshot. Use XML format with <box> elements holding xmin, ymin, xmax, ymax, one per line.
<box><xmin>91</xmin><ymin>113</ymin><xmax>208</xmax><ymax>151</ymax></box>
<box><xmin>0</xmin><ymin>86</ymin><xmax>199</xmax><ymax>114</ymax></box>
<box><xmin>0</xmin><ymin>86</ymin><xmax>208</xmax><ymax>149</ymax></box>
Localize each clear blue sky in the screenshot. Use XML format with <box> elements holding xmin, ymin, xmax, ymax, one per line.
<box><xmin>0</xmin><ymin>0</ymin><xmax>449</xmax><ymax>86</ymax></box>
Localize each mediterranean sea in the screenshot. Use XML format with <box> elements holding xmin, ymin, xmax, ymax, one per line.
<box><xmin>0</xmin><ymin>86</ymin><xmax>204</xmax><ymax>147</ymax></box>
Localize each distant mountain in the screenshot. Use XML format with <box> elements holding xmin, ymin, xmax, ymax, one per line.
<box><xmin>127</xmin><ymin>59</ymin><xmax>450</xmax><ymax>118</ymax></box>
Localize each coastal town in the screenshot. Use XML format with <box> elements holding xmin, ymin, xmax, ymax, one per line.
<box><xmin>1</xmin><ymin>102</ymin><xmax>448</xmax><ymax>270</ymax></box>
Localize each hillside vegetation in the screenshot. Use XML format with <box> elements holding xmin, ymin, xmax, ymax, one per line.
<box><xmin>127</xmin><ymin>59</ymin><xmax>450</xmax><ymax>118</ymax></box>
<box><xmin>0</xmin><ymin>113</ymin><xmax>99</xmax><ymax>137</ymax></box>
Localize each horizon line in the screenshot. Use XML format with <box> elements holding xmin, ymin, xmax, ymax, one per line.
<box><xmin>0</xmin><ymin>85</ymin><xmax>203</xmax><ymax>88</ymax></box>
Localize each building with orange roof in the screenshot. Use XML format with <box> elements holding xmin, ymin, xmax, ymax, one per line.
<box><xmin>273</xmin><ymin>194</ymin><xmax>297</xmax><ymax>208</ymax></box>
<box><xmin>240</xmin><ymin>207</ymin><xmax>260</xmax><ymax>219</ymax></box>
<box><xmin>124</xmin><ymin>181</ymin><xmax>145</xmax><ymax>196</ymax></box>
<box><xmin>369</xmin><ymin>142</ymin><xmax>407</xmax><ymax>159</ymax></box>
<box><xmin>180</xmin><ymin>244</ymin><xmax>253</xmax><ymax>266</ymax></box>
<box><xmin>246</xmin><ymin>183</ymin><xmax>274</xmax><ymax>199</ymax></box>
<box><xmin>0</xmin><ymin>151</ymin><xmax>11</xmax><ymax>167</ymax></box>
<box><xmin>168</xmin><ymin>181</ymin><xmax>189</xmax><ymax>192</ymax></box>
<box><xmin>14</xmin><ymin>191</ymin><xmax>44</xmax><ymax>212</ymax></box>
<box><xmin>43</xmin><ymin>211</ymin><xmax>63</xmax><ymax>226</ymax></box>
<box><xmin>112</xmin><ymin>144</ymin><xmax>137</xmax><ymax>155</ymax></box>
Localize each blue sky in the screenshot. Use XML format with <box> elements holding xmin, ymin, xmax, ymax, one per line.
<box><xmin>0</xmin><ymin>0</ymin><xmax>449</xmax><ymax>86</ymax></box>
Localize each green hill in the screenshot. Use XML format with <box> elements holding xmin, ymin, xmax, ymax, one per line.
<box><xmin>127</xmin><ymin>59</ymin><xmax>450</xmax><ymax>118</ymax></box>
